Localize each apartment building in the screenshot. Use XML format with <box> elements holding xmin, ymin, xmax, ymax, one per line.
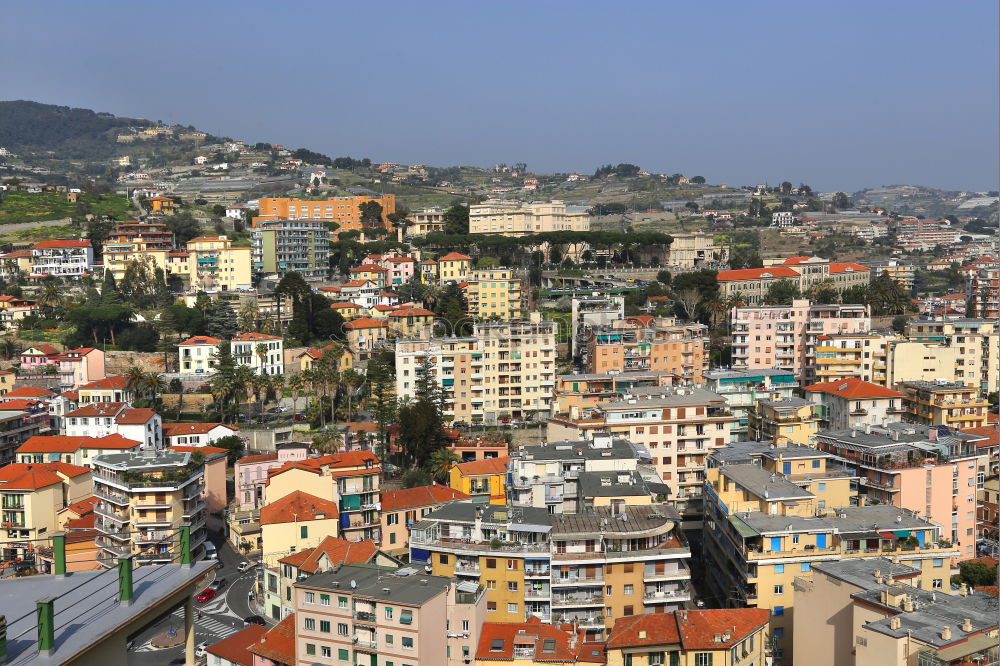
<box><xmin>747</xmin><ymin>397</ymin><xmax>820</xmax><ymax>445</ymax></box>
<box><xmin>507</xmin><ymin>434</ymin><xmax>664</xmax><ymax>514</ymax></box>
<box><xmin>405</xmin><ymin>207</ymin><xmax>446</xmax><ymax>238</ymax></box>
<box><xmin>584</xmin><ymin>319</ymin><xmax>708</xmax><ymax>383</ymax></box>
<box><xmin>260</xmin><ymin>490</ymin><xmax>341</xmax><ymax>566</ymax></box>
<box><xmin>469</xmin><ymin>200</ymin><xmax>590</xmax><ymax>236</ymax></box>
<box><xmin>350</xmin><ymin>264</ymin><xmax>388</xmax><ymax>287</ymax></box>
<box><xmin>477</xmin><ymin>617</ymin><xmax>605</xmax><ymax>666</ymax></box>
<box><xmin>0</xmin><ymin>462</ymin><xmax>91</xmax><ymax>563</ymax></box>
<box><xmin>803</xmin><ymin>378</ymin><xmax>906</xmax><ymax>429</ymax></box>
<box><xmin>93</xmin><ymin>448</ymin><xmax>208</xmax><ymax>565</ymax></box>
<box><xmin>968</xmin><ymin>265</ymin><xmax>999</xmax><ymax>319</ymax></box>
<box><xmin>102</xmin><ymin>221</ymin><xmax>174</xmax><ymax>281</ymax></box>
<box><xmin>234</xmin><ymin>443</ymin><xmax>310</xmax><ymax>510</ymax></box>
<box><xmin>978</xmin><ymin>475</ymin><xmax>998</xmax><ymax>539</ymax></box>
<box><xmin>898</xmin><ymin>380</ymin><xmax>990</xmax><ymax>430</ymax></box>
<box><xmin>161</xmin><ymin>422</ymin><xmax>238</xmax><ymax>449</ymax></box>
<box><xmin>185</xmin><ymin>235</ymin><xmax>253</xmax><ymax>292</ymax></box>
<box><xmin>895</xmin><ymin>218</ymin><xmax>959</xmax><ymax>250</ymax></box>
<box><xmin>815</xmin><ymin>423</ymin><xmax>987</xmax><ymax>559</ymax></box>
<box><xmin>729</xmin><ymin>300</ymin><xmax>870</xmax><ymax>379</ymax></box>
<box><xmin>795</xmin><ymin>558</ymin><xmax>998</xmax><ymax>666</ymax></box>
<box><xmin>77</xmin><ymin>376</ymin><xmax>134</xmax><ymax>404</ymax></box>
<box><xmin>702</xmin><ymin>368</ymin><xmax>799</xmax><ymax>438</ymax></box>
<box><xmin>449</xmin><ymin>457</ymin><xmax>509</xmax><ymax>505</ymax></box>
<box><xmin>664</xmin><ymin>232</ymin><xmax>730</xmax><ymax>269</ymax></box>
<box><xmin>387</xmin><ymin>307</ymin><xmax>436</xmax><ymax>339</ymax></box>
<box><xmin>571</xmin><ymin>295</ymin><xmax>625</xmax><ymax>362</ymax></box>
<box><xmin>232</xmin><ymin>332</ymin><xmax>285</xmax><ymax>375</ymax></box>
<box><xmin>252</xmin><ymin>219</ymin><xmax>330</xmax><ymax>280</ymax></box>
<box><xmin>63</xmin><ymin>403</ymin><xmax>161</xmax><ymax>449</ymax></box>
<box><xmin>554</xmin><ymin>371</ymin><xmax>675</xmax><ymax>420</ymax></box>
<box><xmin>58</xmin><ymin>346</ymin><xmax>106</xmax><ymax>390</ymax></box>
<box><xmin>344</xmin><ymin>318</ymin><xmax>390</xmax><ymax>362</ymax></box>
<box><xmin>810</xmin><ymin>332</ymin><xmax>897</xmax><ymax>384</ymax></box>
<box><xmin>292</xmin><ymin>564</ymin><xmax>484</xmax><ymax>666</ymax></box>
<box><xmin>178</xmin><ymin>335</ymin><xmax>221</xmax><ymax>374</ymax></box>
<box><xmin>380</xmin><ymin>484</ymin><xmax>469</xmax><ymax>554</ymax></box>
<box><xmin>411</xmin><ymin>502</ymin><xmax>692</xmax><ymax>631</ymax></box>
<box><xmin>438</xmin><ymin>252</ymin><xmax>472</xmax><ymax>282</ymax></box>
<box><xmin>256</xmin><ymin>194</ymin><xmax>397</xmax><ymax>233</ymax></box>
<box><xmin>718</xmin><ymin>257</ymin><xmax>870</xmax><ymax>304</ymax></box>
<box><xmin>395</xmin><ymin>318</ymin><xmax>557</xmax><ymax>425</ymax></box>
<box><xmin>0</xmin><ymin>408</ymin><xmax>51</xmax><ymax>465</ymax></box>
<box><xmin>30</xmin><ymin>239</ymin><xmax>94</xmax><ymax>277</ymax></box>
<box><xmin>546</xmin><ymin>387</ymin><xmax>737</xmax><ymax>516</ymax></box>
<box><xmin>703</xmin><ymin>441</ymin><xmax>958</xmax><ymax>664</ymax></box>
<box><xmin>606</xmin><ymin>609</ymin><xmax>771</xmax><ymax>666</ymax></box>
<box><xmin>904</xmin><ymin>317</ymin><xmax>999</xmax><ymax>392</ymax></box>
<box><xmin>17</xmin><ymin>433</ymin><xmax>142</xmax><ymax>467</ymax></box>
<box><xmin>461</xmin><ymin>268</ymin><xmax>524</xmax><ymax>320</ymax></box>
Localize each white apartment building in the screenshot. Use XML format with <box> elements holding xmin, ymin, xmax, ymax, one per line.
<box><xmin>469</xmin><ymin>200</ymin><xmax>590</xmax><ymax>236</ymax></box>
<box><xmin>178</xmin><ymin>335</ymin><xmax>221</xmax><ymax>374</ymax></box>
<box><xmin>30</xmin><ymin>239</ymin><xmax>94</xmax><ymax>277</ymax></box>
<box><xmin>63</xmin><ymin>402</ymin><xmax>162</xmax><ymax>449</ymax></box>
<box><xmin>231</xmin><ymin>333</ymin><xmax>284</xmax><ymax>375</ymax></box>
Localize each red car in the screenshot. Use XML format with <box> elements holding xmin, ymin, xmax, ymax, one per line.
<box><xmin>196</xmin><ymin>588</ymin><xmax>215</xmax><ymax>603</ymax></box>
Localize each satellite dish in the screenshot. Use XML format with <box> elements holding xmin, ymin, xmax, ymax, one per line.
<box><xmin>350</xmin><ymin>579</ymin><xmax>357</xmax><ymax>589</ymax></box>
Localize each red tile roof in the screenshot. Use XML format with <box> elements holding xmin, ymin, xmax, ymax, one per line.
<box><xmin>237</xmin><ymin>452</ymin><xmax>279</xmax><ymax>465</ymax></box>
<box><xmin>22</xmin><ymin>343</ymin><xmax>60</xmax><ymax>355</ymax></box>
<box><xmin>3</xmin><ymin>387</ymin><xmax>55</xmax><ymax>399</ymax></box>
<box><xmin>232</xmin><ymin>333</ymin><xmax>282</xmax><ymax>342</ymax></box>
<box><xmin>79</xmin><ymin>376</ymin><xmax>128</xmax><ymax>391</ymax></box>
<box><xmin>388</xmin><ymin>307</ymin><xmax>434</xmax><ymax>318</ymax></box>
<box><xmin>344</xmin><ymin>317</ymin><xmax>387</xmax><ymax>330</ymax></box>
<box><xmin>163</xmin><ymin>423</ymin><xmax>236</xmax><ymax>437</ymax></box>
<box><xmin>64</xmin><ymin>496</ymin><xmax>99</xmax><ymax>516</ymax></box>
<box><xmin>266</xmin><ymin>451</ymin><xmax>380</xmax><ymax>481</ymax></box>
<box><xmin>803</xmin><ymin>378</ymin><xmax>905</xmax><ymax>400</ymax></box>
<box><xmin>115</xmin><ymin>407</ymin><xmax>157</xmax><ymax>425</ymax></box>
<box><xmin>0</xmin><ymin>462</ymin><xmax>90</xmax><ymax>490</ymax></box>
<box><xmin>17</xmin><ymin>434</ymin><xmax>141</xmax><ymax>454</ymax></box>
<box><xmin>277</xmin><ymin>536</ymin><xmax>377</xmax><ymax>573</ymax></box>
<box><xmin>352</xmin><ymin>263</ymin><xmax>388</xmax><ymax>272</ymax></box>
<box><xmin>178</xmin><ymin>335</ymin><xmax>221</xmax><ymax>346</ymax></box>
<box><xmin>454</xmin><ymin>456</ymin><xmax>510</xmax><ymax>477</ymax></box>
<box><xmin>260</xmin><ymin>491</ymin><xmax>339</xmax><ymax>525</ymax></box>
<box><xmin>32</xmin><ymin>239</ymin><xmax>91</xmax><ymax>249</ymax></box>
<box><xmin>64</xmin><ymin>402</ymin><xmax>126</xmax><ymax>418</ymax></box>
<box><xmin>249</xmin><ymin>612</ymin><xmax>296</xmax><ymax>664</ymax></box>
<box><xmin>381</xmin><ymin>485</ymin><xmax>469</xmax><ymax>511</ymax></box>
<box><xmin>716</xmin><ymin>266</ymin><xmax>800</xmax><ymax>281</ymax></box>
<box><xmin>830</xmin><ymin>261</ymin><xmax>870</xmax><ymax>273</ymax></box>
<box><xmin>439</xmin><ymin>252</ymin><xmax>471</xmax><ymax>261</ymax></box>
<box><xmin>0</xmin><ymin>399</ymin><xmax>43</xmax><ymax>411</ymax></box>
<box><xmin>608</xmin><ymin>609</ymin><xmax>769</xmax><ymax>650</ymax></box>
<box><xmin>477</xmin><ymin>617</ymin><xmax>588</xmax><ymax>662</ymax></box>
<box><xmin>330</xmin><ymin>302</ymin><xmax>361</xmax><ymax>309</ymax></box>
<box><xmin>962</xmin><ymin>426</ymin><xmax>999</xmax><ymax>448</ymax></box>
<box><xmin>781</xmin><ymin>256</ymin><xmax>813</xmax><ymax>265</ymax></box>
<box><xmin>205</xmin><ymin>625</ymin><xmax>268</xmax><ymax>666</ymax></box>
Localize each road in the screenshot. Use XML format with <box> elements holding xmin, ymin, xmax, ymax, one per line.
<box><xmin>127</xmin><ymin>538</ymin><xmax>268</xmax><ymax>665</ymax></box>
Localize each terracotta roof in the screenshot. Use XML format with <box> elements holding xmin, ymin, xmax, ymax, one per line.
<box><xmin>385</xmin><ymin>257</ymin><xmax>414</xmax><ymax>263</ymax></box>
<box><xmin>608</xmin><ymin>609</ymin><xmax>769</xmax><ymax>650</ymax></box>
<box><xmin>266</xmin><ymin>451</ymin><xmax>380</xmax><ymax>481</ymax></box>
<box><xmin>169</xmin><ymin>445</ymin><xmax>228</xmax><ymax>456</ymax></box>
<box><xmin>237</xmin><ymin>452</ymin><xmax>279</xmax><ymax>465</ymax></box>
<box><xmin>341</xmin><ymin>279</ymin><xmax>375</xmax><ymax>288</ymax></box>
<box><xmin>189</xmin><ymin>236</ymin><xmax>225</xmax><ymax>243</ymax></box>
<box><xmin>716</xmin><ymin>266</ymin><xmax>800</xmax><ymax>281</ymax></box>
<box><xmin>381</xmin><ymin>485</ymin><xmax>469</xmax><ymax>511</ymax></box>
<box><xmin>178</xmin><ymin>335</ymin><xmax>221</xmax><ymax>346</ymax></box>
<box><xmin>344</xmin><ymin>317</ymin><xmax>387</xmax><ymax>330</ymax></box>
<box><xmin>0</xmin><ymin>462</ymin><xmax>90</xmax><ymax>490</ymax></box>
<box><xmin>163</xmin><ymin>422</ymin><xmax>236</xmax><ymax>437</ymax></box>
<box><xmin>962</xmin><ymin>426</ymin><xmax>999</xmax><ymax>448</ymax></box>
<box><xmin>64</xmin><ymin>515</ymin><xmax>97</xmax><ymax>530</ymax></box>
<box><xmin>64</xmin><ymin>496</ymin><xmax>99</xmax><ymax>516</ymax></box>
<box><xmin>232</xmin><ymin>333</ymin><xmax>282</xmax><ymax>342</ymax></box>
<box><xmin>79</xmin><ymin>376</ymin><xmax>128</xmax><ymax>391</ymax></box>
<box><xmin>17</xmin><ymin>434</ymin><xmax>141</xmax><ymax>454</ymax></box>
<box><xmin>330</xmin><ymin>302</ymin><xmax>361</xmax><ymax>309</ymax></box>
<box><xmin>22</xmin><ymin>343</ymin><xmax>60</xmax><ymax>355</ymax></box>
<box><xmin>3</xmin><ymin>249</ymin><xmax>31</xmax><ymax>258</ymax></box>
<box><xmin>32</xmin><ymin>239</ymin><xmax>91</xmax><ymax>249</ymax></box>
<box><xmin>803</xmin><ymin>378</ymin><xmax>905</xmax><ymax>400</ymax></box>
<box><xmin>830</xmin><ymin>261</ymin><xmax>870</xmax><ymax>273</ymax></box>
<box><xmin>66</xmin><ymin>402</ymin><xmax>126</xmax><ymax>418</ymax></box>
<box><xmin>0</xmin><ymin>399</ymin><xmax>43</xmax><ymax>411</ymax></box>
<box><xmin>352</xmin><ymin>263</ymin><xmax>388</xmax><ymax>272</ymax></box>
<box><xmin>205</xmin><ymin>625</ymin><xmax>268</xmax><ymax>666</ymax></box>
<box><xmin>454</xmin><ymin>456</ymin><xmax>510</xmax><ymax>477</ymax></box>
<box><xmin>439</xmin><ymin>252</ymin><xmax>471</xmax><ymax>261</ymax></box>
<box><xmin>607</xmin><ymin>613</ymin><xmax>680</xmax><ymax>649</ymax></box>
<box><xmin>420</xmin><ymin>259</ymin><xmax>437</xmax><ymax>265</ymax></box>
<box><xmin>781</xmin><ymin>256</ymin><xmax>813</xmax><ymax>265</ymax></box>
<box><xmin>277</xmin><ymin>536</ymin><xmax>377</xmax><ymax>573</ymax></box>
<box><xmin>477</xmin><ymin>617</ymin><xmax>586</xmax><ymax>662</ymax></box>
<box><xmin>248</xmin><ymin>612</ymin><xmax>296</xmax><ymax>664</ymax></box>
<box><xmin>260</xmin><ymin>490</ymin><xmax>339</xmax><ymax>526</ymax></box>
<box><xmin>3</xmin><ymin>387</ymin><xmax>55</xmax><ymax>398</ymax></box>
<box><xmin>388</xmin><ymin>307</ymin><xmax>434</xmax><ymax>318</ymax></box>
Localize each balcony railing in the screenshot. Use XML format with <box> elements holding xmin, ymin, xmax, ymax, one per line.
<box><xmin>552</xmin><ymin>595</ymin><xmax>604</xmax><ymax>607</ymax></box>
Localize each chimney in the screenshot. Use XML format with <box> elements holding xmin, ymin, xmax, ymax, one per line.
<box><xmin>874</xmin><ymin>570</ymin><xmax>883</xmax><ymax>585</ymax></box>
<box><xmin>959</xmin><ymin>584</ymin><xmax>968</xmax><ymax>597</ymax></box>
<box><xmin>962</xmin><ymin>618</ymin><xmax>972</xmax><ymax>632</ymax></box>
<box><xmin>902</xmin><ymin>597</ymin><xmax>913</xmax><ymax>612</ymax></box>
<box><xmin>941</xmin><ymin>626</ymin><xmax>952</xmax><ymax>641</ymax></box>
<box><xmin>889</xmin><ymin>617</ymin><xmax>901</xmax><ymax>630</ymax></box>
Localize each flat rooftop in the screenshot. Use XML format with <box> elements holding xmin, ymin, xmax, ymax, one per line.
<box><xmin>95</xmin><ymin>449</ymin><xmax>193</xmax><ymax>469</ymax></box>
<box><xmin>720</xmin><ymin>464</ymin><xmax>814</xmax><ymax>500</ymax></box>
<box><xmin>736</xmin><ymin>505</ymin><xmax>935</xmax><ymax>536</ymax></box>
<box><xmin>812</xmin><ymin>557</ymin><xmax>920</xmax><ymax>588</ymax></box>
<box><xmin>300</xmin><ymin>564</ymin><xmax>451</xmax><ymax>606</ymax></box>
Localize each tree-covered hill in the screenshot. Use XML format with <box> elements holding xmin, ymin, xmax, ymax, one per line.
<box><xmin>0</xmin><ymin>100</ymin><xmax>152</xmax><ymax>159</ymax></box>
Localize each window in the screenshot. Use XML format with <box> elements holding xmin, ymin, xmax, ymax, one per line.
<box><xmin>300</xmin><ymin>525</ymin><xmax>308</xmax><ymax>538</ymax></box>
<box><xmin>774</xmin><ymin>606</ymin><xmax>784</xmax><ymax>616</ymax></box>
<box><xmin>486</xmin><ymin>558</ymin><xmax>496</xmax><ymax>569</ymax></box>
<box><xmin>649</xmin><ymin>652</ymin><xmax>665</xmax><ymax>665</ymax></box>
<box><xmin>304</xmin><ymin>591</ymin><xmax>315</xmax><ymax>603</ymax></box>
<box><xmin>694</xmin><ymin>654</ymin><xmax>713</xmax><ymax>666</ymax></box>
<box><xmin>812</xmin><ymin>459</ymin><xmax>820</xmax><ymax>468</ymax></box>
<box><xmin>773</xmin><ymin>628</ymin><xmax>784</xmax><ymax>639</ymax></box>
<box><xmin>402</xmin><ymin>637</ymin><xmax>414</xmax><ymax>649</ymax></box>
<box><xmin>322</xmin><ymin>647</ymin><xmax>332</xmax><ymax>658</ymax></box>
<box><xmin>487</xmin><ymin>580</ymin><xmax>496</xmax><ymax>590</ymax></box>
<box><xmin>774</xmin><ymin>564</ymin><xmax>784</xmax><ymax>574</ymax></box>
<box><xmin>337</xmin><ymin>623</ymin><xmax>348</xmax><ymax>635</ymax></box>
<box><xmin>320</xmin><ymin>594</ymin><xmax>330</xmax><ymax>606</ymax></box>
<box><xmin>320</xmin><ymin>621</ymin><xmax>330</xmax><ymax>633</ymax></box>
<box><xmin>818</xmin><ymin>482</ymin><xmax>826</xmax><ymax>492</ymax></box>
<box><xmin>338</xmin><ymin>596</ymin><xmax>347</xmax><ymax>609</ymax></box>
<box><xmin>400</xmin><ymin>610</ymin><xmax>413</xmax><ymax>625</ymax></box>
<box><xmin>507</xmin><ymin>559</ymin><xmax>518</xmax><ymax>570</ymax></box>
<box><xmin>487</xmin><ymin>601</ymin><xmax>497</xmax><ymax>612</ymax></box>
<box><xmin>304</xmin><ymin>617</ymin><xmax>316</xmax><ymax>630</ymax></box>
<box><xmin>462</xmin><ymin>620</ymin><xmax>470</xmax><ymax>632</ymax></box>
<box><xmin>933</xmin><ymin>578</ymin><xmax>943</xmax><ymax>589</ymax></box>
<box><xmin>624</xmin><ymin>605</ymin><xmax>634</xmax><ymax>616</ymax></box>
<box><xmin>933</xmin><ymin>559</ymin><xmax>943</xmax><ymax>567</ymax></box>
<box><xmin>507</xmin><ymin>602</ymin><xmax>518</xmax><ymax>613</ymax></box>
<box><xmin>801</xmin><ymin>562</ymin><xmax>811</xmax><ymax>572</ymax></box>
<box><xmin>774</xmin><ymin>584</ymin><xmax>784</xmax><ymax>595</ymax></box>
<box><xmin>339</xmin><ymin>649</ymin><xmax>350</xmax><ymax>660</ymax></box>
<box><xmin>385</xmin><ymin>607</ymin><xmax>394</xmax><ymax>620</ymax></box>
<box><xmin>305</xmin><ymin>644</ymin><xmax>316</xmax><ymax>656</ymax></box>
<box><xmin>624</xmin><ymin>584</ymin><xmax>634</xmax><ymax>595</ymax></box>
<box><xmin>386</xmin><ymin>635</ymin><xmax>394</xmax><ymax>646</ymax></box>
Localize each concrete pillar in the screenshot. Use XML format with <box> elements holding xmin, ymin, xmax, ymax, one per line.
<box><xmin>184</xmin><ymin>596</ymin><xmax>195</xmax><ymax>666</ymax></box>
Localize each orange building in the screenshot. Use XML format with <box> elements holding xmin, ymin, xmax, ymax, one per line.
<box><xmin>255</xmin><ymin>194</ymin><xmax>396</xmax><ymax>233</ymax></box>
<box><xmin>147</xmin><ymin>196</ymin><xmax>175</xmax><ymax>214</ymax></box>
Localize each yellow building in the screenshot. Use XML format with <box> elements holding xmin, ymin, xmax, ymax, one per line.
<box><xmin>0</xmin><ymin>462</ymin><xmax>92</xmax><ymax>563</ymax></box>
<box><xmin>419</xmin><ymin>259</ymin><xmax>439</xmax><ymax>284</ymax></box>
<box><xmin>259</xmin><ymin>490</ymin><xmax>341</xmax><ymax>566</ymax></box>
<box><xmin>186</xmin><ymin>235</ymin><xmax>253</xmax><ymax>292</ymax></box>
<box><xmin>469</xmin><ymin>200</ymin><xmax>590</xmax><ymax>237</ymax></box>
<box><xmin>438</xmin><ymin>252</ymin><xmax>472</xmax><ymax>283</ymax></box>
<box><xmin>702</xmin><ymin>441</ymin><xmax>960</xmax><ymax>665</ymax></box>
<box><xmin>387</xmin><ymin>307</ymin><xmax>435</xmax><ymax>339</ymax></box>
<box><xmin>898</xmin><ymin>380</ymin><xmax>990</xmax><ymax>430</ymax></box>
<box><xmin>747</xmin><ymin>397</ymin><xmax>820</xmax><ymax>445</ymax></box>
<box><xmin>606</xmin><ymin>609</ymin><xmax>771</xmax><ymax>666</ymax></box>
<box><xmin>0</xmin><ymin>370</ymin><xmax>15</xmax><ymax>396</ymax></box>
<box><xmin>462</xmin><ymin>269</ymin><xmax>524</xmax><ymax>320</ymax></box>
<box><xmin>349</xmin><ymin>264</ymin><xmax>388</xmax><ymax>288</ymax></box>
<box><xmin>449</xmin><ymin>456</ymin><xmax>509</xmax><ymax>504</ymax></box>
<box><xmin>329</xmin><ymin>301</ymin><xmax>364</xmax><ymax>319</ymax></box>
<box><xmin>148</xmin><ymin>196</ymin><xmax>175</xmax><ymax>214</ymax></box>
<box><xmin>297</xmin><ymin>345</ymin><xmax>352</xmax><ymax>373</ymax></box>
<box><xmin>255</xmin><ymin>194</ymin><xmax>396</xmax><ymax>233</ymax></box>
<box><xmin>344</xmin><ymin>317</ymin><xmax>390</xmax><ymax>361</ymax></box>
<box><xmin>904</xmin><ymin>318</ymin><xmax>999</xmax><ymax>392</ymax></box>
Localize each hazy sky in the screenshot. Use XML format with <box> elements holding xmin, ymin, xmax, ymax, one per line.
<box><xmin>5</xmin><ymin>1</ymin><xmax>997</xmax><ymax>192</ymax></box>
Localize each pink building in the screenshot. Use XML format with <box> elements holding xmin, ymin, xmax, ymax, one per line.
<box><xmin>381</xmin><ymin>256</ymin><xmax>416</xmax><ymax>286</ymax></box>
<box><xmin>379</xmin><ymin>484</ymin><xmax>469</xmax><ymax>554</ymax></box>
<box><xmin>817</xmin><ymin>423</ymin><xmax>988</xmax><ymax>560</ymax></box>
<box><xmin>57</xmin><ymin>347</ymin><xmax>105</xmax><ymax>390</ymax></box>
<box><xmin>20</xmin><ymin>343</ymin><xmax>61</xmax><ymax>371</ymax></box>
<box><xmin>235</xmin><ymin>443</ymin><xmax>309</xmax><ymax>510</ymax></box>
<box><xmin>730</xmin><ymin>299</ymin><xmax>869</xmax><ymax>380</ymax></box>
<box><xmin>249</xmin><ymin>612</ymin><xmax>295</xmax><ymax>666</ymax></box>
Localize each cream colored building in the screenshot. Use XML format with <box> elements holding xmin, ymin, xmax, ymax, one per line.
<box><xmin>185</xmin><ymin>235</ymin><xmax>252</xmax><ymax>292</ymax></box>
<box><xmin>904</xmin><ymin>317</ymin><xmax>1000</xmax><ymax>392</ymax></box>
<box><xmin>405</xmin><ymin>207</ymin><xmax>446</xmax><ymax>238</ymax></box>
<box><xmin>665</xmin><ymin>232</ymin><xmax>730</xmax><ymax>269</ymax></box>
<box><xmin>461</xmin><ymin>268</ymin><xmax>524</xmax><ymax>320</ymax></box>
<box><xmin>469</xmin><ymin>200</ymin><xmax>590</xmax><ymax>236</ymax></box>
<box><xmin>395</xmin><ymin>317</ymin><xmax>557</xmax><ymax>424</ymax></box>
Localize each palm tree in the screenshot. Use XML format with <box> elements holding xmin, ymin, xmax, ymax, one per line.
<box><xmin>233</xmin><ymin>365</ymin><xmax>256</xmax><ymax>425</ymax></box>
<box><xmin>269</xmin><ymin>374</ymin><xmax>285</xmax><ymax>407</ymax></box>
<box><xmin>288</xmin><ymin>373</ymin><xmax>304</xmax><ymax>412</ymax></box>
<box><xmin>428</xmin><ymin>448</ymin><xmax>460</xmax><ymax>483</ymax></box>
<box><xmin>255</xmin><ymin>343</ymin><xmax>269</xmax><ymax>375</ymax></box>
<box><xmin>312</xmin><ymin>430</ymin><xmax>342</xmax><ymax>455</ymax></box>
<box><xmin>238</xmin><ymin>301</ymin><xmax>260</xmax><ymax>333</ymax></box>
<box><xmin>252</xmin><ymin>374</ymin><xmax>269</xmax><ymax>423</ymax></box>
<box><xmin>144</xmin><ymin>372</ymin><xmax>166</xmax><ymax>409</ymax></box>
<box><xmin>0</xmin><ymin>338</ymin><xmax>19</xmax><ymax>361</ymax></box>
<box><xmin>125</xmin><ymin>365</ymin><xmax>146</xmax><ymax>401</ymax></box>
<box><xmin>340</xmin><ymin>369</ymin><xmax>364</xmax><ymax>421</ymax></box>
<box><xmin>706</xmin><ymin>300</ymin><xmax>726</xmax><ymax>330</ymax></box>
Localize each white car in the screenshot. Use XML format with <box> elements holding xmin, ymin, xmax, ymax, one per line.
<box><xmin>238</xmin><ymin>561</ymin><xmax>255</xmax><ymax>572</ymax></box>
<box><xmin>195</xmin><ymin>642</ymin><xmax>209</xmax><ymax>658</ymax></box>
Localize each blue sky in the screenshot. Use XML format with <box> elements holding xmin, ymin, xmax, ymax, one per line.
<box><xmin>5</xmin><ymin>1</ymin><xmax>997</xmax><ymax>192</ymax></box>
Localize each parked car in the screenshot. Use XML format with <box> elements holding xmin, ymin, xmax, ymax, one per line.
<box><xmin>209</xmin><ymin>577</ymin><xmax>226</xmax><ymax>591</ymax></box>
<box><xmin>238</xmin><ymin>561</ymin><xmax>255</xmax><ymax>573</ymax></box>
<box><xmin>196</xmin><ymin>588</ymin><xmax>215</xmax><ymax>603</ymax></box>
<box><xmin>195</xmin><ymin>642</ymin><xmax>209</xmax><ymax>658</ymax></box>
<box><xmin>293</xmin><ymin>413</ymin><xmax>307</xmax><ymax>421</ymax></box>
<box><xmin>244</xmin><ymin>615</ymin><xmax>267</xmax><ymax>626</ymax></box>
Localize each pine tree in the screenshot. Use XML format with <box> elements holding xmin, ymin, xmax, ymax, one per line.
<box><xmin>204</xmin><ymin>299</ymin><xmax>238</xmax><ymax>339</ymax></box>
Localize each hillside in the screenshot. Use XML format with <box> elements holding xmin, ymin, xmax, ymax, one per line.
<box><xmin>0</xmin><ymin>100</ymin><xmax>153</xmax><ymax>159</ymax></box>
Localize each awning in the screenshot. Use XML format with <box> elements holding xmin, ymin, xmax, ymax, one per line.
<box><xmin>878</xmin><ymin>531</ymin><xmax>899</xmax><ymax>540</ymax></box>
<box><xmin>841</xmin><ymin>531</ymin><xmax>883</xmax><ymax>540</ymax></box>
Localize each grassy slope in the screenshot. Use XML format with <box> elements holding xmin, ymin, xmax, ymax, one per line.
<box><xmin>0</xmin><ymin>191</ymin><xmax>134</xmax><ymax>224</ymax></box>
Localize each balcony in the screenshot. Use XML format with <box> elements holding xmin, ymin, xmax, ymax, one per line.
<box><xmin>94</xmin><ymin>503</ymin><xmax>130</xmax><ymax>523</ymax></box>
<box><xmin>552</xmin><ymin>594</ymin><xmax>604</xmax><ymax>607</ymax></box>
<box><xmin>354</xmin><ymin>638</ymin><xmax>378</xmax><ymax>650</ymax></box>
<box><xmin>94</xmin><ymin>487</ymin><xmax>130</xmax><ymax>505</ymax></box>
<box><xmin>455</xmin><ymin>561</ymin><xmax>480</xmax><ymax>575</ymax></box>
<box><xmin>354</xmin><ymin>610</ymin><xmax>377</xmax><ymax>623</ymax></box>
<box><xmin>551</xmin><ymin>575</ymin><xmax>604</xmax><ymax>586</ymax></box>
<box><xmin>525</xmin><ymin>567</ymin><xmax>551</xmax><ymax>577</ymax></box>
<box><xmin>524</xmin><ymin>587</ymin><xmax>551</xmax><ymax>600</ymax></box>
<box><xmin>643</xmin><ymin>583</ymin><xmax>691</xmax><ymax>603</ymax></box>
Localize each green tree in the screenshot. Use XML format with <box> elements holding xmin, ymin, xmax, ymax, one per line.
<box><xmin>164</xmin><ymin>212</ymin><xmax>202</xmax><ymax>246</ymax></box>
<box><xmin>891</xmin><ymin>315</ymin><xmax>909</xmax><ymax>334</ymax></box>
<box><xmin>443</xmin><ymin>203</ymin><xmax>470</xmax><ymax>235</ymax></box>
<box><xmin>204</xmin><ymin>299</ymin><xmax>238</xmax><ymax>339</ymax></box>
<box><xmin>358</xmin><ymin>200</ymin><xmax>383</xmax><ymax>227</ymax></box>
<box><xmin>690</xmin><ymin>175</ymin><xmax>706</xmax><ymax>184</ymax></box>
<box><xmin>213</xmin><ymin>434</ymin><xmax>245</xmax><ymax>466</ymax></box>
<box><xmin>954</xmin><ymin>560</ymin><xmax>997</xmax><ymax>588</ymax></box>
<box><xmin>396</xmin><ymin>399</ymin><xmax>446</xmax><ymax>469</ymax></box>
<box><xmin>428</xmin><ymin>448</ymin><xmax>460</xmax><ymax>483</ymax></box>
<box><xmin>764</xmin><ymin>279</ymin><xmax>801</xmax><ymax>305</ymax></box>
